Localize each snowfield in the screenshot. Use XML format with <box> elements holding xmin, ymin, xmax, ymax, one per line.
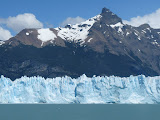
<box><xmin>0</xmin><ymin>74</ymin><xmax>160</xmax><ymax>104</ymax></box>
<box><xmin>37</xmin><ymin>28</ymin><xmax>57</xmax><ymax>46</ymax></box>
<box><xmin>55</xmin><ymin>15</ymin><xmax>102</xmax><ymax>45</ymax></box>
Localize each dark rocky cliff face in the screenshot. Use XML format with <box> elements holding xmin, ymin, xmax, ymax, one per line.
<box><xmin>100</xmin><ymin>8</ymin><xmax>123</xmax><ymax>25</ymax></box>
<box><xmin>0</xmin><ymin>43</ymin><xmax>157</xmax><ymax>80</ymax></box>
<box><xmin>0</xmin><ymin>7</ymin><xmax>160</xmax><ymax>80</ymax></box>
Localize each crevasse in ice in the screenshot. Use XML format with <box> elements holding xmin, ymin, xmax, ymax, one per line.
<box><xmin>0</xmin><ymin>74</ymin><xmax>160</xmax><ymax>104</ymax></box>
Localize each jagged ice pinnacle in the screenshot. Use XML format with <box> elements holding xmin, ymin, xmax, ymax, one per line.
<box><xmin>0</xmin><ymin>75</ymin><xmax>160</xmax><ymax>104</ymax></box>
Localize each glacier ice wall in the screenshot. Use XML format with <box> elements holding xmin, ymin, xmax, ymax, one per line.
<box><xmin>0</xmin><ymin>74</ymin><xmax>160</xmax><ymax>104</ymax></box>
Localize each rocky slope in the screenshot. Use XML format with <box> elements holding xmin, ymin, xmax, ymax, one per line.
<box><xmin>1</xmin><ymin>8</ymin><xmax>160</xmax><ymax>79</ymax></box>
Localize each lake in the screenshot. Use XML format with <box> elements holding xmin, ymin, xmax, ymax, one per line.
<box><xmin>0</xmin><ymin>104</ymin><xmax>159</xmax><ymax>120</ymax></box>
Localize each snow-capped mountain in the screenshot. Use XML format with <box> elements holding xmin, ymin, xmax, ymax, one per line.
<box><xmin>0</xmin><ymin>40</ymin><xmax>4</xmax><ymax>46</ymax></box>
<box><xmin>1</xmin><ymin>8</ymin><xmax>160</xmax><ymax>79</ymax></box>
<box><xmin>3</xmin><ymin>14</ymin><xmax>102</xmax><ymax>48</ymax></box>
<box><xmin>0</xmin><ymin>75</ymin><xmax>160</xmax><ymax>104</ymax></box>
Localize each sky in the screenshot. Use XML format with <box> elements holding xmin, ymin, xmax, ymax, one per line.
<box><xmin>0</xmin><ymin>0</ymin><xmax>160</xmax><ymax>40</ymax></box>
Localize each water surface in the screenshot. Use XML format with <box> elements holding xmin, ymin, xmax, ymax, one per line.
<box><xmin>0</xmin><ymin>104</ymin><xmax>159</xmax><ymax>120</ymax></box>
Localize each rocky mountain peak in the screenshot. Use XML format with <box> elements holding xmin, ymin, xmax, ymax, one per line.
<box><xmin>101</xmin><ymin>7</ymin><xmax>111</xmax><ymax>14</ymax></box>
<box><xmin>139</xmin><ymin>23</ymin><xmax>151</xmax><ymax>29</ymax></box>
<box><xmin>100</xmin><ymin>7</ymin><xmax>122</xmax><ymax>25</ymax></box>
<box><xmin>1</xmin><ymin>7</ymin><xmax>160</xmax><ymax>79</ymax></box>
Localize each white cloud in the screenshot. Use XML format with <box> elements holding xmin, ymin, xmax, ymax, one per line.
<box><xmin>60</xmin><ymin>16</ymin><xmax>86</xmax><ymax>27</ymax></box>
<box><xmin>0</xmin><ymin>13</ymin><xmax>43</xmax><ymax>33</ymax></box>
<box><xmin>0</xmin><ymin>27</ymin><xmax>13</xmax><ymax>40</ymax></box>
<box><xmin>123</xmin><ymin>8</ymin><xmax>160</xmax><ymax>29</ymax></box>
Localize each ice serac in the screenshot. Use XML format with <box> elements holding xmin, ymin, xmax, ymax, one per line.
<box><xmin>0</xmin><ymin>75</ymin><xmax>160</xmax><ymax>104</ymax></box>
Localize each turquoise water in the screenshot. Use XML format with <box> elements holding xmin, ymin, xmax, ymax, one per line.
<box><xmin>0</xmin><ymin>105</ymin><xmax>160</xmax><ymax>120</ymax></box>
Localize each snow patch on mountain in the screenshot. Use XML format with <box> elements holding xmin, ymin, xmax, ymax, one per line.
<box><xmin>142</xmin><ymin>30</ymin><xmax>147</xmax><ymax>34</ymax></box>
<box><xmin>0</xmin><ymin>40</ymin><xmax>5</xmax><ymax>46</ymax></box>
<box><xmin>110</xmin><ymin>22</ymin><xmax>124</xmax><ymax>28</ymax></box>
<box><xmin>37</xmin><ymin>28</ymin><xmax>57</xmax><ymax>46</ymax></box>
<box><xmin>25</xmin><ymin>31</ymin><xmax>33</xmax><ymax>36</ymax></box>
<box><xmin>87</xmin><ymin>38</ymin><xmax>93</xmax><ymax>42</ymax></box>
<box><xmin>110</xmin><ymin>22</ymin><xmax>124</xmax><ymax>35</ymax></box>
<box><xmin>126</xmin><ymin>32</ymin><xmax>130</xmax><ymax>36</ymax></box>
<box><xmin>0</xmin><ymin>75</ymin><xmax>160</xmax><ymax>104</ymax></box>
<box><xmin>26</xmin><ymin>32</ymin><xmax>29</xmax><ymax>36</ymax></box>
<box><xmin>56</xmin><ymin>15</ymin><xmax>102</xmax><ymax>45</ymax></box>
<box><xmin>152</xmin><ymin>40</ymin><xmax>160</xmax><ymax>47</ymax></box>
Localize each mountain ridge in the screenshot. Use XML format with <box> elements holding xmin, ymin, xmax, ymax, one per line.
<box><xmin>0</xmin><ymin>7</ymin><xmax>160</xmax><ymax>79</ymax></box>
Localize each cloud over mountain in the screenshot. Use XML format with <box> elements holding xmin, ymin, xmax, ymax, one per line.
<box><xmin>60</xmin><ymin>16</ymin><xmax>86</xmax><ymax>27</ymax></box>
<box><xmin>123</xmin><ymin>8</ymin><xmax>160</xmax><ymax>28</ymax></box>
<box><xmin>0</xmin><ymin>13</ymin><xmax>43</xmax><ymax>33</ymax></box>
<box><xmin>0</xmin><ymin>27</ymin><xmax>13</xmax><ymax>40</ymax></box>
<box><xmin>0</xmin><ymin>13</ymin><xmax>43</xmax><ymax>40</ymax></box>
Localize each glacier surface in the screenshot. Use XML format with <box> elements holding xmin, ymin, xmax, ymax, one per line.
<box><xmin>0</xmin><ymin>74</ymin><xmax>160</xmax><ymax>104</ymax></box>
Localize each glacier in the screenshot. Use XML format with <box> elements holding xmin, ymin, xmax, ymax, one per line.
<box><xmin>0</xmin><ymin>74</ymin><xmax>160</xmax><ymax>104</ymax></box>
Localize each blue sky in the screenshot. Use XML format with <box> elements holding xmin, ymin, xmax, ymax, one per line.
<box><xmin>0</xmin><ymin>0</ymin><xmax>160</xmax><ymax>27</ymax></box>
<box><xmin>0</xmin><ymin>0</ymin><xmax>160</xmax><ymax>40</ymax></box>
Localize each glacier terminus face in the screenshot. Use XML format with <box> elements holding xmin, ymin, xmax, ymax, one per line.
<box><xmin>0</xmin><ymin>74</ymin><xmax>160</xmax><ymax>104</ymax></box>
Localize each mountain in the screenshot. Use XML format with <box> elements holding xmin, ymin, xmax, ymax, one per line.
<box><xmin>1</xmin><ymin>7</ymin><xmax>160</xmax><ymax>80</ymax></box>
<box><xmin>0</xmin><ymin>75</ymin><xmax>160</xmax><ymax>104</ymax></box>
